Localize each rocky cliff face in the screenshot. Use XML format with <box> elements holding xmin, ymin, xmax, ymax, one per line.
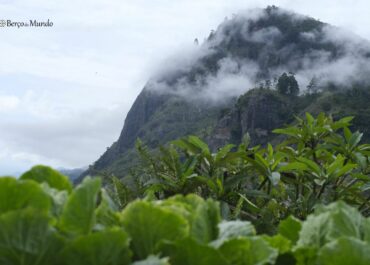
<box><xmin>89</xmin><ymin>89</ymin><xmax>168</xmax><ymax>173</ymax></box>
<box><xmin>82</xmin><ymin>6</ymin><xmax>370</xmax><ymax>179</ymax></box>
<box><xmin>209</xmin><ymin>89</ymin><xmax>293</xmax><ymax>148</ymax></box>
<box><xmin>84</xmin><ymin>88</ymin><xmax>222</xmax><ymax>178</ymax></box>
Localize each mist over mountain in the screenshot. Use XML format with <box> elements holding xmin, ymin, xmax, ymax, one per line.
<box><xmin>81</xmin><ymin>6</ymin><xmax>370</xmax><ymax>180</ymax></box>
<box><xmin>58</xmin><ymin>167</ymin><xmax>86</xmax><ymax>182</ymax></box>
<box><xmin>148</xmin><ymin>6</ymin><xmax>370</xmax><ymax>102</ymax></box>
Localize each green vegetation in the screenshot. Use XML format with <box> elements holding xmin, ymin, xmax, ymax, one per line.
<box><xmin>1</xmin><ymin>166</ymin><xmax>370</xmax><ymax>264</ymax></box>
<box><xmin>2</xmin><ymin>113</ymin><xmax>370</xmax><ymax>264</ymax></box>
<box><xmin>276</xmin><ymin>73</ymin><xmax>299</xmax><ymax>96</ymax></box>
<box><xmin>3</xmin><ymin>6</ymin><xmax>370</xmax><ymax>263</ymax></box>
<box><xmin>127</xmin><ymin>113</ymin><xmax>370</xmax><ymax>229</ymax></box>
<box><xmin>88</xmin><ymin>84</ymin><xmax>370</xmax><ymax>179</ymax></box>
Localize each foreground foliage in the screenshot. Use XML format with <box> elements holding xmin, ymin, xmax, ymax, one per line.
<box><xmin>2</xmin><ymin>113</ymin><xmax>370</xmax><ymax>264</ymax></box>
<box><xmin>1</xmin><ymin>167</ymin><xmax>370</xmax><ymax>264</ymax></box>
<box><xmin>123</xmin><ymin>113</ymin><xmax>370</xmax><ymax>233</ymax></box>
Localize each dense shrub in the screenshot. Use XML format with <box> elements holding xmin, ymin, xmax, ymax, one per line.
<box><xmin>2</xmin><ymin>112</ymin><xmax>370</xmax><ymax>264</ymax></box>
<box><xmin>1</xmin><ymin>168</ymin><xmax>370</xmax><ymax>264</ymax></box>
<box><xmin>127</xmin><ymin>113</ymin><xmax>370</xmax><ymax>233</ymax></box>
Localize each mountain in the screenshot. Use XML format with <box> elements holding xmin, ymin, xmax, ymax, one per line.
<box><xmin>80</xmin><ymin>6</ymin><xmax>370</xmax><ymax>180</ymax></box>
<box><xmin>58</xmin><ymin>167</ymin><xmax>86</xmax><ymax>182</ymax></box>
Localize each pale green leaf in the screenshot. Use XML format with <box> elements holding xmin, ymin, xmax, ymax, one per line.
<box><xmin>317</xmin><ymin>237</ymin><xmax>370</xmax><ymax>265</ymax></box>
<box><xmin>20</xmin><ymin>165</ymin><xmax>72</xmax><ymax>193</ymax></box>
<box><xmin>0</xmin><ymin>209</ymin><xmax>64</xmax><ymax>265</ymax></box>
<box><xmin>218</xmin><ymin>237</ymin><xmax>278</xmax><ymax>265</ymax></box>
<box><xmin>61</xmin><ymin>228</ymin><xmax>131</xmax><ymax>265</ymax></box>
<box><xmin>211</xmin><ymin>220</ymin><xmax>256</xmax><ymax>248</ymax></box>
<box><xmin>59</xmin><ymin>177</ymin><xmax>101</xmax><ymax>235</ymax></box>
<box><xmin>0</xmin><ymin>177</ymin><xmax>51</xmax><ymax>215</ymax></box>
<box><xmin>120</xmin><ymin>200</ymin><xmax>189</xmax><ymax>259</ymax></box>
<box><xmin>278</xmin><ymin>215</ymin><xmax>302</xmax><ymax>244</ymax></box>
<box><xmin>132</xmin><ymin>256</ymin><xmax>170</xmax><ymax>265</ymax></box>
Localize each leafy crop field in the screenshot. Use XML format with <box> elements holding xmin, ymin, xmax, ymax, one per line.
<box><xmin>1</xmin><ymin>113</ymin><xmax>370</xmax><ymax>264</ymax></box>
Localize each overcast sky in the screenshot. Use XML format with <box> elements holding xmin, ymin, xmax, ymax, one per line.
<box><xmin>0</xmin><ymin>0</ymin><xmax>370</xmax><ymax>175</ymax></box>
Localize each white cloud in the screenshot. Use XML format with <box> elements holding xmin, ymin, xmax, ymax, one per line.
<box><xmin>0</xmin><ymin>105</ymin><xmax>125</xmax><ymax>169</ymax></box>
<box><xmin>0</xmin><ymin>95</ymin><xmax>20</xmax><ymax>112</ymax></box>
<box><xmin>147</xmin><ymin>7</ymin><xmax>370</xmax><ymax>103</ymax></box>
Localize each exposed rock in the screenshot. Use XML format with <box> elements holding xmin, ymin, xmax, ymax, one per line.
<box><xmin>209</xmin><ymin>89</ymin><xmax>293</xmax><ymax>148</ymax></box>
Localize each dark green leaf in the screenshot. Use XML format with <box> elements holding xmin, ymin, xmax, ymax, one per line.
<box><xmin>160</xmin><ymin>238</ymin><xmax>228</xmax><ymax>265</ymax></box>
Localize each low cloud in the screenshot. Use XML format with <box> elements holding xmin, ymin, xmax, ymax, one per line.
<box><xmin>0</xmin><ymin>95</ymin><xmax>20</xmax><ymax>112</ymax></box>
<box><xmin>149</xmin><ymin>56</ymin><xmax>259</xmax><ymax>103</ymax></box>
<box><xmin>0</xmin><ymin>105</ymin><xmax>125</xmax><ymax>170</ymax></box>
<box><xmin>147</xmin><ymin>7</ymin><xmax>370</xmax><ymax>102</ymax></box>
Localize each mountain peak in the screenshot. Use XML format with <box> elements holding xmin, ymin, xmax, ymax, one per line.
<box><xmin>210</xmin><ymin>5</ymin><xmax>325</xmax><ymax>43</ymax></box>
<box><xmin>147</xmin><ymin>6</ymin><xmax>370</xmax><ymax>105</ymax></box>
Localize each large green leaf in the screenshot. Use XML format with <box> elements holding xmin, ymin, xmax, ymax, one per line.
<box><xmin>278</xmin><ymin>216</ymin><xmax>302</xmax><ymax>244</ymax></box>
<box><xmin>323</xmin><ymin>202</ymin><xmax>363</xmax><ymax>241</ymax></box>
<box><xmin>59</xmin><ymin>177</ymin><xmax>101</xmax><ymax>235</ymax></box>
<box><xmin>218</xmin><ymin>237</ymin><xmax>278</xmax><ymax>265</ymax></box>
<box><xmin>273</xmin><ymin>127</ymin><xmax>301</xmax><ymax>137</ymax></box>
<box><xmin>120</xmin><ymin>200</ymin><xmax>189</xmax><ymax>259</ymax></box>
<box><xmin>95</xmin><ymin>189</ymin><xmax>121</xmax><ymax>228</ymax></box>
<box><xmin>296</xmin><ymin>157</ymin><xmax>321</xmax><ymax>176</ymax></box>
<box><xmin>295</xmin><ymin>214</ymin><xmax>328</xmax><ymax>250</ymax></box>
<box><xmin>218</xmin><ymin>220</ymin><xmax>256</xmax><ymax>238</ymax></box>
<box><xmin>160</xmin><ymin>238</ymin><xmax>228</xmax><ymax>265</ymax></box>
<box><xmin>363</xmin><ymin>218</ymin><xmax>370</xmax><ymax>244</ymax></box>
<box><xmin>278</xmin><ymin>162</ymin><xmax>308</xmax><ymax>172</ymax></box>
<box><xmin>211</xmin><ymin>220</ymin><xmax>256</xmax><ymax>247</ymax></box>
<box><xmin>296</xmin><ymin>201</ymin><xmax>363</xmax><ymax>249</ymax></box>
<box><xmin>0</xmin><ymin>177</ymin><xmax>51</xmax><ymax>215</ymax></box>
<box><xmin>188</xmin><ymin>136</ymin><xmax>211</xmax><ymax>156</ymax></box>
<box><xmin>132</xmin><ymin>256</ymin><xmax>170</xmax><ymax>265</ymax></box>
<box><xmin>161</xmin><ymin>195</ymin><xmax>220</xmax><ymax>243</ymax></box>
<box><xmin>20</xmin><ymin>165</ymin><xmax>72</xmax><ymax>193</ymax></box>
<box><xmin>0</xmin><ymin>209</ymin><xmax>65</xmax><ymax>265</ymax></box>
<box><xmin>61</xmin><ymin>228</ymin><xmax>131</xmax><ymax>265</ymax></box>
<box><xmin>215</xmin><ymin>144</ymin><xmax>235</xmax><ymax>161</ymax></box>
<box><xmin>262</xmin><ymin>234</ymin><xmax>292</xmax><ymax>254</ymax></box>
<box><xmin>293</xmin><ymin>247</ymin><xmax>317</xmax><ymax>265</ymax></box>
<box><xmin>317</xmin><ymin>237</ymin><xmax>370</xmax><ymax>265</ymax></box>
<box><xmin>41</xmin><ymin>184</ymin><xmax>69</xmax><ymax>217</ymax></box>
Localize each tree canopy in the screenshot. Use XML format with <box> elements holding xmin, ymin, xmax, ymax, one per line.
<box><xmin>277</xmin><ymin>72</ymin><xmax>299</xmax><ymax>96</ymax></box>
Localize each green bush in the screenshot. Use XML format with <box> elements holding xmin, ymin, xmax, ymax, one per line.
<box><xmin>0</xmin><ymin>168</ymin><xmax>370</xmax><ymax>264</ymax></box>
<box><xmin>128</xmin><ymin>113</ymin><xmax>370</xmax><ymax>233</ymax></box>
<box><xmin>2</xmin><ymin>112</ymin><xmax>370</xmax><ymax>264</ymax></box>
